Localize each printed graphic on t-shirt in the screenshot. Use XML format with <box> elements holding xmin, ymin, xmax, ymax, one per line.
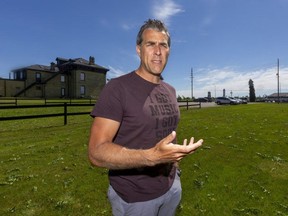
<box><xmin>145</xmin><ymin>86</ymin><xmax>179</xmax><ymax>140</ymax></box>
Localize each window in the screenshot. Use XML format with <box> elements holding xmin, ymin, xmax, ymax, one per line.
<box><xmin>61</xmin><ymin>88</ymin><xmax>65</xmax><ymax>97</ymax></box>
<box><xmin>20</xmin><ymin>71</ymin><xmax>24</xmax><ymax>79</ymax></box>
<box><xmin>36</xmin><ymin>73</ymin><xmax>41</xmax><ymax>82</ymax></box>
<box><xmin>14</xmin><ymin>70</ymin><xmax>26</xmax><ymax>80</ymax></box>
<box><xmin>80</xmin><ymin>85</ymin><xmax>85</xmax><ymax>95</ymax></box>
<box><xmin>61</xmin><ymin>75</ymin><xmax>65</xmax><ymax>82</ymax></box>
<box><xmin>80</xmin><ymin>72</ymin><xmax>85</xmax><ymax>81</ymax></box>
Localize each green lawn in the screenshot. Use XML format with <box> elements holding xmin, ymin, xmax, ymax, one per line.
<box><xmin>0</xmin><ymin>103</ymin><xmax>287</xmax><ymax>215</ymax></box>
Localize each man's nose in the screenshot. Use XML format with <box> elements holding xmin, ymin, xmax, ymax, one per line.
<box><xmin>154</xmin><ymin>45</ymin><xmax>161</xmax><ymax>55</ymax></box>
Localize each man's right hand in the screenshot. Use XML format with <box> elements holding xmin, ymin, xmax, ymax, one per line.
<box><xmin>147</xmin><ymin>131</ymin><xmax>203</xmax><ymax>165</ymax></box>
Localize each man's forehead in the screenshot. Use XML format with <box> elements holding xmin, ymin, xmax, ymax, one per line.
<box><xmin>142</xmin><ymin>29</ymin><xmax>169</xmax><ymax>41</ymax></box>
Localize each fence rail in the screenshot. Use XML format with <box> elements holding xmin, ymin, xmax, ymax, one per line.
<box><xmin>0</xmin><ymin>98</ymin><xmax>96</xmax><ymax>106</ymax></box>
<box><xmin>178</xmin><ymin>101</ymin><xmax>201</xmax><ymax>109</ymax></box>
<box><xmin>0</xmin><ymin>100</ymin><xmax>200</xmax><ymax>125</ymax></box>
<box><xmin>0</xmin><ymin>103</ymin><xmax>93</xmax><ymax>125</ymax></box>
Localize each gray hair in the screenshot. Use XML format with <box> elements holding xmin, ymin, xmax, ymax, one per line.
<box><xmin>136</xmin><ymin>19</ymin><xmax>171</xmax><ymax>47</ymax></box>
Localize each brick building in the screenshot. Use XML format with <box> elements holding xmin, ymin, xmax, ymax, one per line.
<box><xmin>0</xmin><ymin>56</ymin><xmax>109</xmax><ymax>99</ymax></box>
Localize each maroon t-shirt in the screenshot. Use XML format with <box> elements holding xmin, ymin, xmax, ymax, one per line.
<box><xmin>90</xmin><ymin>71</ymin><xmax>180</xmax><ymax>203</ymax></box>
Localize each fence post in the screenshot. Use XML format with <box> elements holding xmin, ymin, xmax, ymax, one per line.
<box><xmin>64</xmin><ymin>102</ymin><xmax>67</xmax><ymax>125</ymax></box>
<box><xmin>186</xmin><ymin>100</ymin><xmax>189</xmax><ymax>110</ymax></box>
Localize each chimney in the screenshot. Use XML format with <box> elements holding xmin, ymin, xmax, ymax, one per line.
<box><xmin>89</xmin><ymin>56</ymin><xmax>95</xmax><ymax>65</ymax></box>
<box><xmin>50</xmin><ymin>62</ymin><xmax>56</xmax><ymax>71</ymax></box>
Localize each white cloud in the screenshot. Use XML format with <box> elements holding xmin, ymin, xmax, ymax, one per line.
<box><xmin>121</xmin><ymin>23</ymin><xmax>132</xmax><ymax>30</ymax></box>
<box><xmin>152</xmin><ymin>0</ymin><xmax>184</xmax><ymax>24</ymax></box>
<box><xmin>176</xmin><ymin>66</ymin><xmax>288</xmax><ymax>98</ymax></box>
<box><xmin>120</xmin><ymin>22</ymin><xmax>138</xmax><ymax>31</ymax></box>
<box><xmin>107</xmin><ymin>65</ymin><xmax>127</xmax><ymax>79</ymax></box>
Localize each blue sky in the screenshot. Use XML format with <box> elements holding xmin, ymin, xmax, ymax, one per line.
<box><xmin>1</xmin><ymin>0</ymin><xmax>288</xmax><ymax>98</ymax></box>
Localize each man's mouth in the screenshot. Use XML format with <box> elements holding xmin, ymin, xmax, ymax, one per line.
<box><xmin>152</xmin><ymin>60</ymin><xmax>162</xmax><ymax>64</ymax></box>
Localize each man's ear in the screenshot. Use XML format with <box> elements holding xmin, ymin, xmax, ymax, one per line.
<box><xmin>136</xmin><ymin>45</ymin><xmax>141</xmax><ymax>57</ymax></box>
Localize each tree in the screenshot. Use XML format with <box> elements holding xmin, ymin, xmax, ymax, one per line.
<box><xmin>248</xmin><ymin>79</ymin><xmax>256</xmax><ymax>102</ymax></box>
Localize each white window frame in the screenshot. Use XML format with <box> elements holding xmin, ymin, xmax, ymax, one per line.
<box><xmin>80</xmin><ymin>85</ymin><xmax>85</xmax><ymax>95</ymax></box>
<box><xmin>61</xmin><ymin>75</ymin><xmax>65</xmax><ymax>82</ymax></box>
<box><xmin>61</xmin><ymin>88</ymin><xmax>65</xmax><ymax>96</ymax></box>
<box><xmin>80</xmin><ymin>72</ymin><xmax>85</xmax><ymax>81</ymax></box>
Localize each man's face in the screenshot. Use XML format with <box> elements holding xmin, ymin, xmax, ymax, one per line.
<box><xmin>136</xmin><ymin>28</ymin><xmax>170</xmax><ymax>76</ymax></box>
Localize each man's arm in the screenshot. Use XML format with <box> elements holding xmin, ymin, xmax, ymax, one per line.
<box><xmin>88</xmin><ymin>117</ymin><xmax>154</xmax><ymax>169</ymax></box>
<box><xmin>88</xmin><ymin>117</ymin><xmax>203</xmax><ymax>170</ymax></box>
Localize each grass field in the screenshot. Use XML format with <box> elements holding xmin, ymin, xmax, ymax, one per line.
<box><xmin>0</xmin><ymin>103</ymin><xmax>287</xmax><ymax>215</ymax></box>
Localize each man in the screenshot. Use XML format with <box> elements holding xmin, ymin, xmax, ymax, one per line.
<box><xmin>88</xmin><ymin>19</ymin><xmax>203</xmax><ymax>216</ymax></box>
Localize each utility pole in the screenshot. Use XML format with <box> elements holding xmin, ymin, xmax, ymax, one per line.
<box><xmin>191</xmin><ymin>68</ymin><xmax>194</xmax><ymax>101</ymax></box>
<box><xmin>277</xmin><ymin>58</ymin><xmax>280</xmax><ymax>103</ymax></box>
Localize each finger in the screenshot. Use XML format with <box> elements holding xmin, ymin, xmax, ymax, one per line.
<box><xmin>189</xmin><ymin>137</ymin><xmax>194</xmax><ymax>145</ymax></box>
<box><xmin>188</xmin><ymin>139</ymin><xmax>203</xmax><ymax>152</ymax></box>
<box><xmin>193</xmin><ymin>139</ymin><xmax>204</xmax><ymax>148</ymax></box>
<box><xmin>183</xmin><ymin>139</ymin><xmax>187</xmax><ymax>146</ymax></box>
<box><xmin>163</xmin><ymin>131</ymin><xmax>176</xmax><ymax>144</ymax></box>
<box><xmin>197</xmin><ymin>139</ymin><xmax>204</xmax><ymax>145</ymax></box>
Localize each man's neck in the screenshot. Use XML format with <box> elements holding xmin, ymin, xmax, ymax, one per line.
<box><xmin>135</xmin><ymin>69</ymin><xmax>161</xmax><ymax>84</ymax></box>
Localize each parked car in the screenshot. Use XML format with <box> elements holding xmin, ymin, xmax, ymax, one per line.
<box><xmin>194</xmin><ymin>97</ymin><xmax>209</xmax><ymax>102</ymax></box>
<box><xmin>240</xmin><ymin>98</ymin><xmax>248</xmax><ymax>104</ymax></box>
<box><xmin>215</xmin><ymin>97</ymin><xmax>238</xmax><ymax>105</ymax></box>
<box><xmin>229</xmin><ymin>97</ymin><xmax>242</xmax><ymax>104</ymax></box>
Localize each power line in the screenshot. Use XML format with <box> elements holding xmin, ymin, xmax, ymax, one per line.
<box><xmin>191</xmin><ymin>67</ymin><xmax>193</xmax><ymax>100</ymax></box>
<box><xmin>277</xmin><ymin>58</ymin><xmax>280</xmax><ymax>103</ymax></box>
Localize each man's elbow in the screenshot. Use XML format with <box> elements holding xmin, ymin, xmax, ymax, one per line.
<box><xmin>88</xmin><ymin>151</ymin><xmax>104</xmax><ymax>168</ymax></box>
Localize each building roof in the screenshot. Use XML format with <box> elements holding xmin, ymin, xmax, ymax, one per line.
<box><xmin>56</xmin><ymin>57</ymin><xmax>109</xmax><ymax>71</ymax></box>
<box><xmin>12</xmin><ymin>56</ymin><xmax>109</xmax><ymax>73</ymax></box>
<box><xmin>268</xmin><ymin>93</ymin><xmax>288</xmax><ymax>97</ymax></box>
<box><xmin>12</xmin><ymin>64</ymin><xmax>59</xmax><ymax>73</ymax></box>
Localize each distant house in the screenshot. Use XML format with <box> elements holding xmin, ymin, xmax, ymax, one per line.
<box><xmin>267</xmin><ymin>93</ymin><xmax>288</xmax><ymax>102</ymax></box>
<box><xmin>0</xmin><ymin>56</ymin><xmax>109</xmax><ymax>99</ymax></box>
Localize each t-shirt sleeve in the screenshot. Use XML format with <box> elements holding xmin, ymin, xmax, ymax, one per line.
<box><xmin>90</xmin><ymin>80</ymin><xmax>124</xmax><ymax>122</ymax></box>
